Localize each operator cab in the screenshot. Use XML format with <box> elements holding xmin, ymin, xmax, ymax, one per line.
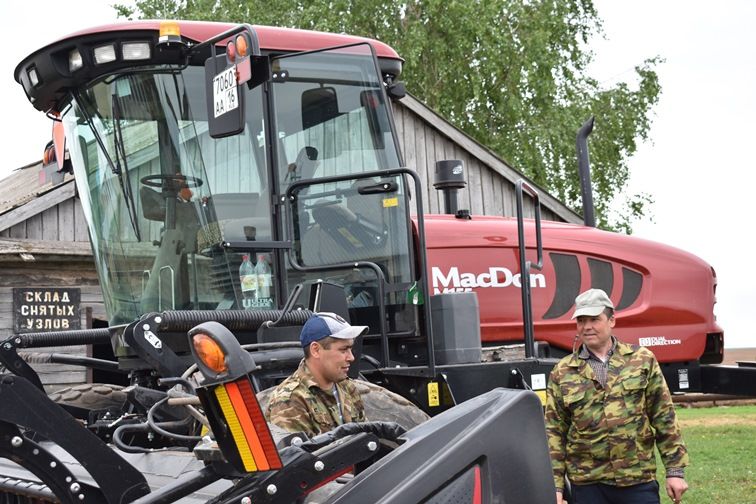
<box><xmin>16</xmin><ymin>21</ymin><xmax>427</xmax><ymax>365</ymax></box>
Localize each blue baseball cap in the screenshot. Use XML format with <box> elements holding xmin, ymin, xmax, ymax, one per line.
<box><xmin>300</xmin><ymin>312</ymin><xmax>369</xmax><ymax>347</ymax></box>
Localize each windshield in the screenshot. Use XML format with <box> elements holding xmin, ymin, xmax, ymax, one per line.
<box><xmin>63</xmin><ymin>65</ymin><xmax>271</xmax><ymax>324</ymax></box>
<box><xmin>60</xmin><ymin>45</ymin><xmax>407</xmax><ymax>329</ymax></box>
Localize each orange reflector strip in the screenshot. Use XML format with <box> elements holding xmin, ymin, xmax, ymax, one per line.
<box><xmin>236</xmin><ymin>378</ymin><xmax>282</xmax><ymax>469</ymax></box>
<box><xmin>214</xmin><ymin>385</ymin><xmax>257</xmax><ymax>471</ymax></box>
<box><xmin>225</xmin><ymin>381</ymin><xmax>270</xmax><ymax>471</ymax></box>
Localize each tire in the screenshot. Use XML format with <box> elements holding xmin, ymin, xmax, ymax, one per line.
<box><xmin>257</xmin><ymin>380</ymin><xmax>429</xmax><ymax>432</ymax></box>
<box><xmin>48</xmin><ymin>383</ymin><xmax>127</xmax><ymax>412</ymax></box>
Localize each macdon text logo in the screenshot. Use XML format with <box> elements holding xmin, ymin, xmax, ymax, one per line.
<box><xmin>431</xmin><ymin>266</ymin><xmax>546</xmax><ymax>295</ymax></box>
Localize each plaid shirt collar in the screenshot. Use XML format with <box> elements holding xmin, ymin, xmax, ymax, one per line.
<box><xmin>578</xmin><ymin>336</ymin><xmax>617</xmax><ymax>361</ymax></box>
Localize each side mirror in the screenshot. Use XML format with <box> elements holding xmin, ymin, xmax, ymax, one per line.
<box><xmin>302</xmin><ymin>87</ymin><xmax>340</xmax><ymax>130</ymax></box>
<box><xmin>387</xmin><ymin>81</ymin><xmax>406</xmax><ymax>100</ymax></box>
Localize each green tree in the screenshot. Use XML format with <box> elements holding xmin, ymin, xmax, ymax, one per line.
<box><xmin>116</xmin><ymin>0</ymin><xmax>660</xmax><ymax>232</ymax></box>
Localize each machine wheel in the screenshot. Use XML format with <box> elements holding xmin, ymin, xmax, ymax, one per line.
<box><xmin>354</xmin><ymin>380</ymin><xmax>430</xmax><ymax>429</ymax></box>
<box><xmin>257</xmin><ymin>380</ymin><xmax>429</xmax><ymax>431</ymax></box>
<box><xmin>48</xmin><ymin>383</ymin><xmax>127</xmax><ymax>412</ymax></box>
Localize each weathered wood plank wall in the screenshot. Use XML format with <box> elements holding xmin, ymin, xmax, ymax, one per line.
<box><xmin>0</xmin><ymin>260</ymin><xmax>105</xmax><ymax>392</ymax></box>
<box><xmin>0</xmin><ymin>189</ymin><xmax>91</xmax><ymax>242</ymax></box>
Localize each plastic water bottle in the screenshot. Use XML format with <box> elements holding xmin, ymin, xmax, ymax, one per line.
<box><xmin>239</xmin><ymin>254</ymin><xmax>256</xmax><ymax>309</ymax></box>
<box><xmin>255</xmin><ymin>253</ymin><xmax>273</xmax><ymax>309</ymax></box>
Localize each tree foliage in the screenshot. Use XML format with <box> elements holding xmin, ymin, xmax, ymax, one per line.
<box><xmin>115</xmin><ymin>0</ymin><xmax>661</xmax><ymax>232</ymax></box>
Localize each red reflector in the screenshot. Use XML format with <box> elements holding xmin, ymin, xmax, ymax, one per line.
<box><xmin>237</xmin><ymin>57</ymin><xmax>251</xmax><ymax>85</ymax></box>
<box><xmin>472</xmin><ymin>465</ymin><xmax>481</xmax><ymax>504</ymax></box>
<box><xmin>226</xmin><ymin>40</ymin><xmax>236</xmax><ymax>63</ymax></box>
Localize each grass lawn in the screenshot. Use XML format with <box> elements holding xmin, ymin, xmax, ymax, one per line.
<box><xmin>655</xmin><ymin>404</ymin><xmax>756</xmax><ymax>503</ymax></box>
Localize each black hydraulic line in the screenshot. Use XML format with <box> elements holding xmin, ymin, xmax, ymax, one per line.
<box><xmin>146</xmin><ymin>397</ymin><xmax>202</xmax><ymax>442</ymax></box>
<box><xmin>154</xmin><ymin>309</ymin><xmax>312</xmax><ymax>332</ymax></box>
<box><xmin>112</xmin><ymin>422</ymin><xmax>191</xmax><ymax>454</ymax></box>
<box><xmin>18</xmin><ymin>352</ymin><xmax>122</xmax><ymax>372</ymax></box>
<box><xmin>576</xmin><ymin>116</ymin><xmax>596</xmax><ymax>228</ymax></box>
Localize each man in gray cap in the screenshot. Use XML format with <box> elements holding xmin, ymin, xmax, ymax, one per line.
<box><xmin>544</xmin><ymin>289</ymin><xmax>689</xmax><ymax>504</ymax></box>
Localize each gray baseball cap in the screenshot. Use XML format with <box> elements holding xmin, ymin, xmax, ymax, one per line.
<box><xmin>571</xmin><ymin>289</ymin><xmax>614</xmax><ymax>319</ymax></box>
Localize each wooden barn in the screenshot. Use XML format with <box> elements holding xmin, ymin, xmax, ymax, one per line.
<box><xmin>0</xmin><ymin>94</ymin><xmax>581</xmax><ymax>391</ymax></box>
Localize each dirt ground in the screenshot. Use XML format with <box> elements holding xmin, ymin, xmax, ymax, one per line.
<box><xmin>722</xmin><ymin>347</ymin><xmax>755</xmax><ymax>364</ymax></box>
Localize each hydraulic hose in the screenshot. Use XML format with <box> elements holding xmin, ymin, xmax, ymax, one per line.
<box><xmin>12</xmin><ymin>328</ymin><xmax>112</xmax><ymax>348</ymax></box>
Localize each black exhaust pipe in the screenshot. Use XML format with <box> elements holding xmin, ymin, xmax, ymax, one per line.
<box><xmin>576</xmin><ymin>117</ymin><xmax>596</xmax><ymax>227</ymax></box>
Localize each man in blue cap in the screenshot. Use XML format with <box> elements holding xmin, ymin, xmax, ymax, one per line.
<box><xmin>267</xmin><ymin>312</ymin><xmax>369</xmax><ymax>437</ymax></box>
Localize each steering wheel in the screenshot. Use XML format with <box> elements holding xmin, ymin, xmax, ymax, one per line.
<box><xmin>140</xmin><ymin>174</ymin><xmax>203</xmax><ymax>191</ymax></box>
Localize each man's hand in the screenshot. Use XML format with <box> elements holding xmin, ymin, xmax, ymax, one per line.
<box><xmin>555</xmin><ymin>490</ymin><xmax>566</xmax><ymax>504</ymax></box>
<box><xmin>665</xmin><ymin>477</ymin><xmax>688</xmax><ymax>503</ymax></box>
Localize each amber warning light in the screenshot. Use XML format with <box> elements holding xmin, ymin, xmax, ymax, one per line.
<box><xmin>158</xmin><ymin>21</ymin><xmax>184</xmax><ymax>46</ymax></box>
<box><xmin>192</xmin><ymin>333</ymin><xmax>228</xmax><ymax>374</ymax></box>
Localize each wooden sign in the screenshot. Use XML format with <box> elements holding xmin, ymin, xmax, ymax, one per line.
<box><xmin>13</xmin><ymin>288</ymin><xmax>81</xmax><ymax>333</ymax></box>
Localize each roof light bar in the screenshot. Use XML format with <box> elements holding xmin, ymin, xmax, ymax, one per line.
<box><xmin>27</xmin><ymin>67</ymin><xmax>39</xmax><ymax>87</ymax></box>
<box><xmin>94</xmin><ymin>44</ymin><xmax>117</xmax><ymax>65</ymax></box>
<box><xmin>68</xmin><ymin>49</ymin><xmax>83</xmax><ymax>72</ymax></box>
<box><xmin>122</xmin><ymin>42</ymin><xmax>151</xmax><ymax>60</ymax></box>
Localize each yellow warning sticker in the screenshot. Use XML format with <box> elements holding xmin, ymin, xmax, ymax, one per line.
<box><xmin>383</xmin><ymin>197</ymin><xmax>399</xmax><ymax>208</ymax></box>
<box><xmin>535</xmin><ymin>390</ymin><xmax>547</xmax><ymax>405</ymax></box>
<box><xmin>427</xmin><ymin>382</ymin><xmax>440</xmax><ymax>407</ymax></box>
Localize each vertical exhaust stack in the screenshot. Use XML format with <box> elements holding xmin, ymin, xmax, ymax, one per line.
<box><xmin>576</xmin><ymin>117</ymin><xmax>596</xmax><ymax>227</ymax></box>
<box><xmin>433</xmin><ymin>160</ymin><xmax>467</xmax><ymax>216</ymax></box>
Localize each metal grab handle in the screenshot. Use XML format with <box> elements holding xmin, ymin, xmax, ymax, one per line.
<box><xmin>515</xmin><ymin>179</ymin><xmax>543</xmax><ymax>359</ymax></box>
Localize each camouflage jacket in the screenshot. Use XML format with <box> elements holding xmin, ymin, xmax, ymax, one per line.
<box><xmin>544</xmin><ymin>339</ymin><xmax>688</xmax><ymax>489</ymax></box>
<box><xmin>266</xmin><ymin>359</ymin><xmax>366</xmax><ymax>437</ymax></box>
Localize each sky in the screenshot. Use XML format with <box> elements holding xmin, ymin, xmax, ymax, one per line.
<box><xmin>0</xmin><ymin>1</ymin><xmax>753</xmax><ymax>348</ymax></box>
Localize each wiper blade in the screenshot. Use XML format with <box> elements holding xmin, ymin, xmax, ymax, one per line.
<box><xmin>73</xmin><ymin>89</ymin><xmax>142</xmax><ymax>241</ymax></box>
<box><xmin>111</xmin><ymin>96</ymin><xmax>142</xmax><ymax>241</ymax></box>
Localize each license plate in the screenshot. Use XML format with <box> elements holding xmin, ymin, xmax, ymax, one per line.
<box><xmin>213</xmin><ymin>66</ymin><xmax>238</xmax><ymax>118</ymax></box>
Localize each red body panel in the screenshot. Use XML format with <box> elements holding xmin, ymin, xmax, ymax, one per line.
<box><xmin>57</xmin><ymin>21</ymin><xmax>402</xmax><ymax>61</ymax></box>
<box><xmin>417</xmin><ymin>214</ymin><xmax>722</xmax><ymax>364</ymax></box>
